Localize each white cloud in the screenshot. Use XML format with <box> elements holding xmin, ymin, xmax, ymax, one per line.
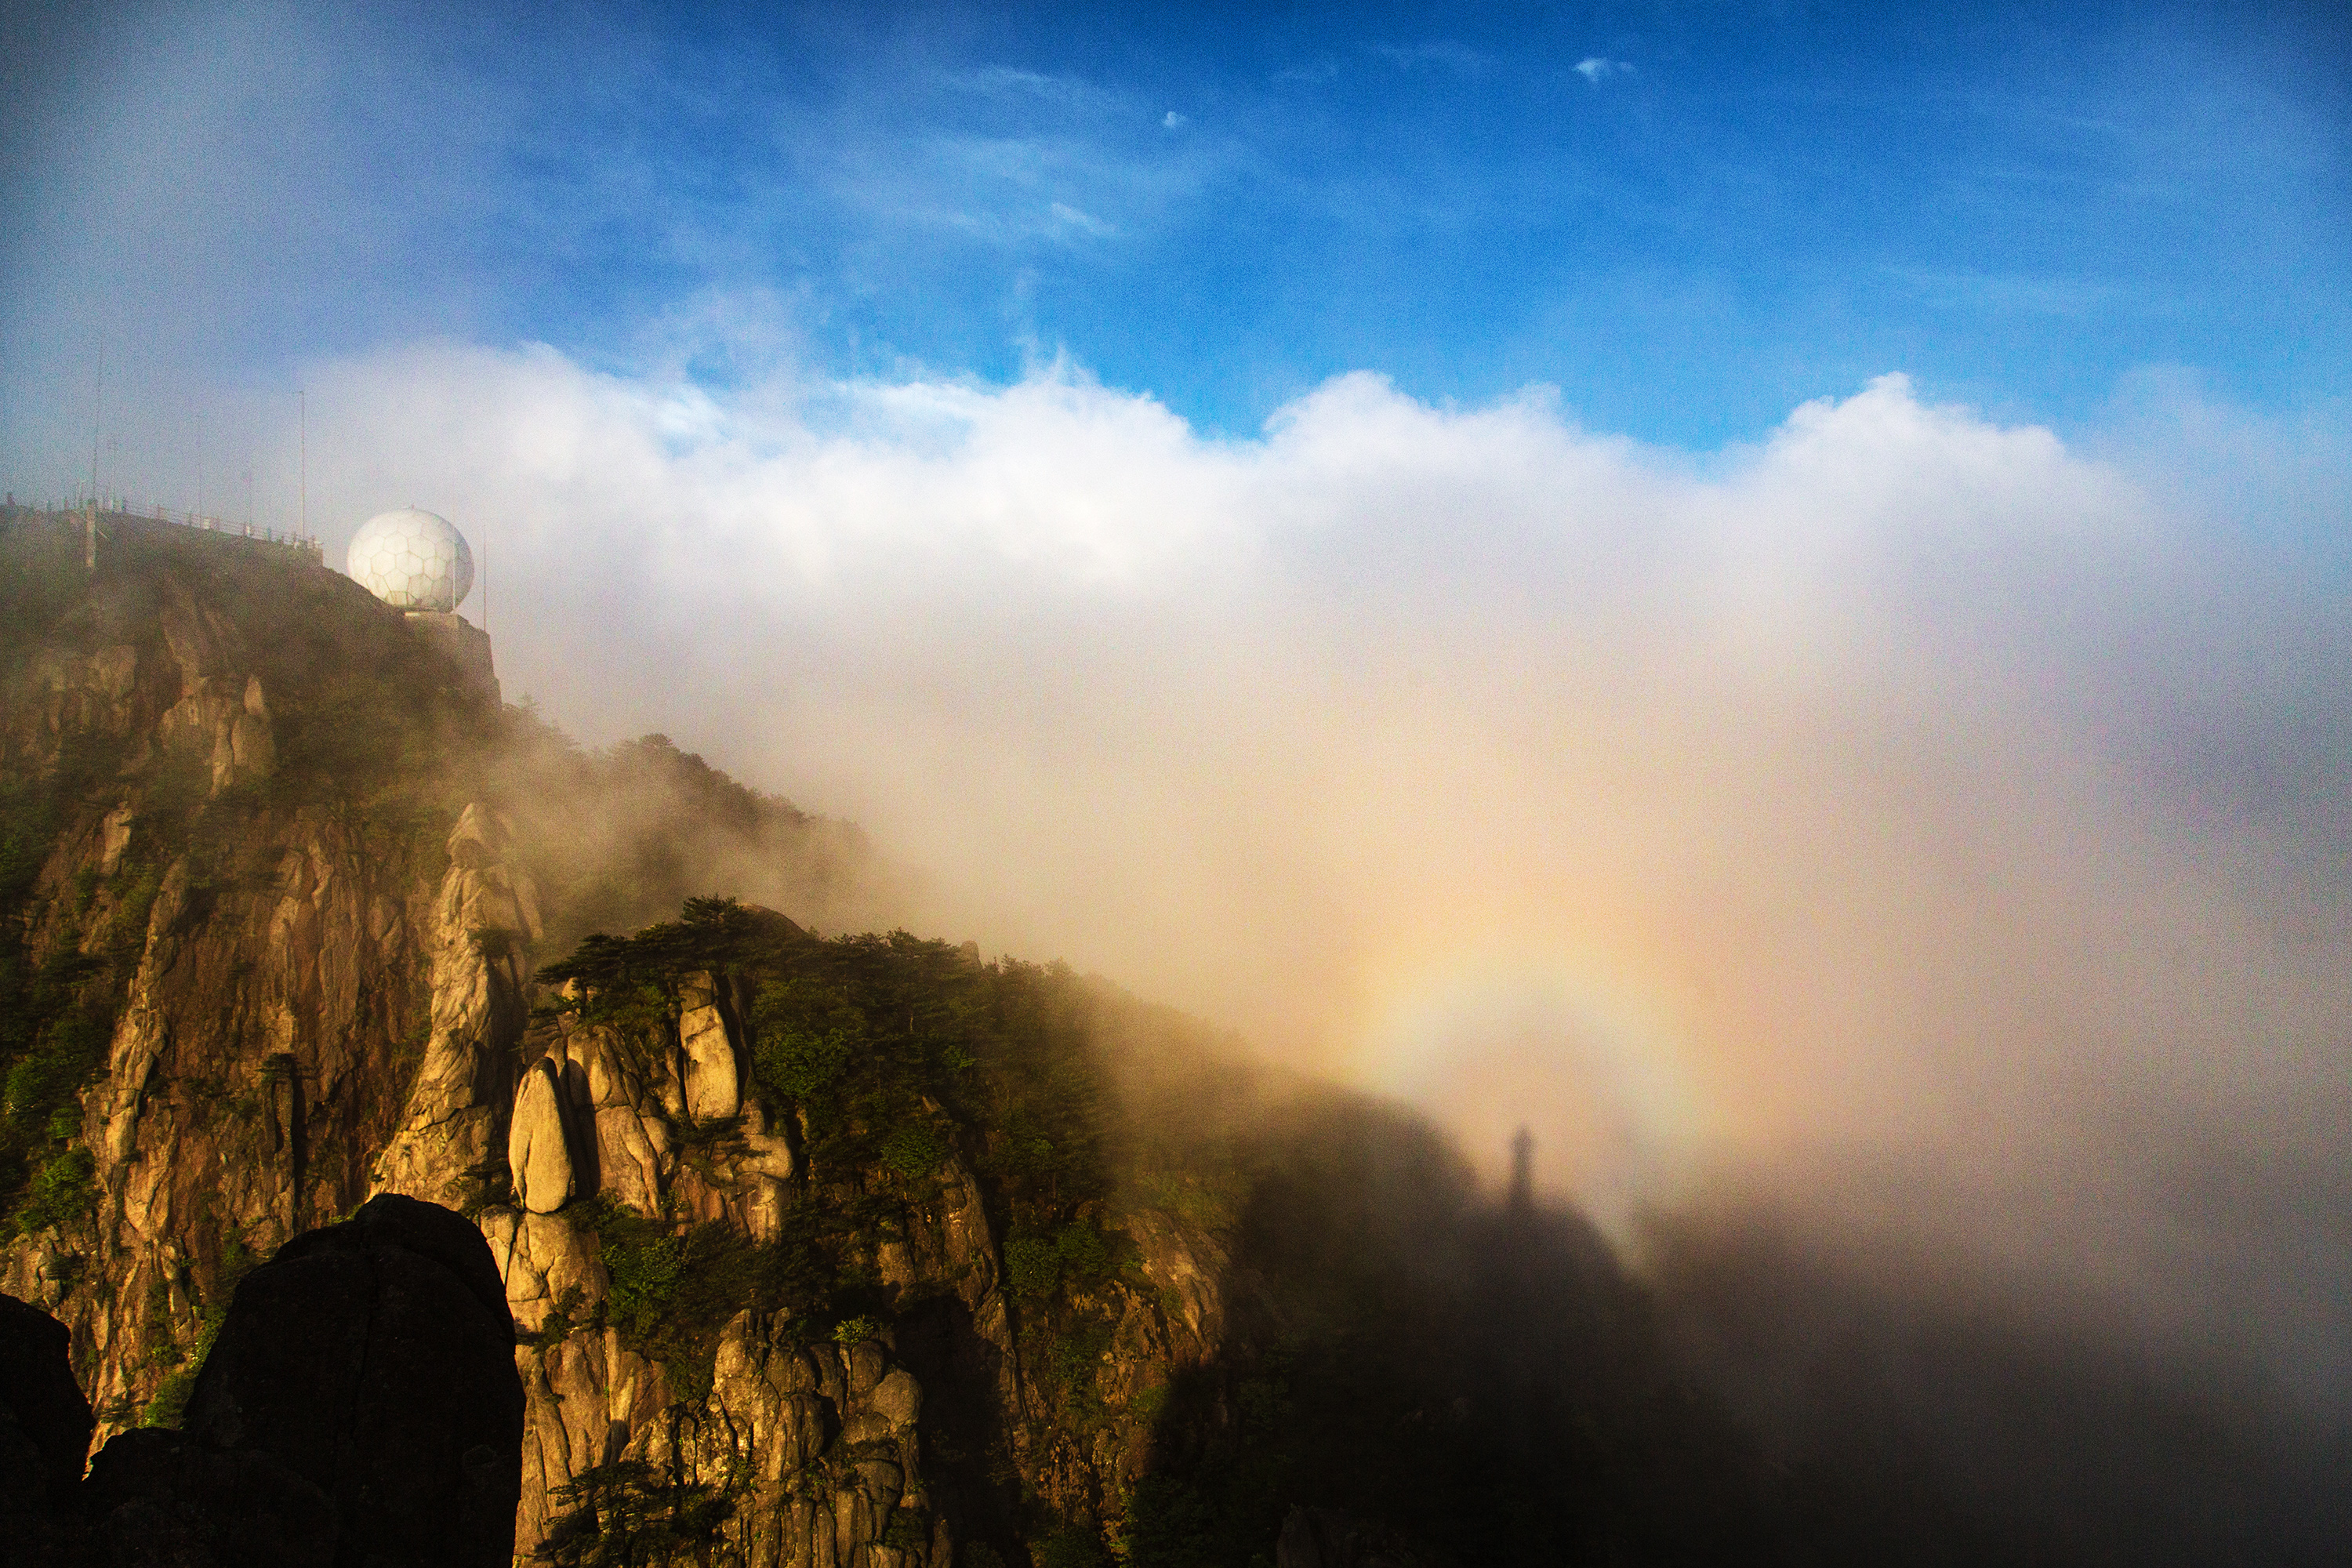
<box><xmin>1577</xmin><ymin>56</ymin><xmax>1634</xmax><ymax>84</ymax></box>
<box><xmin>1163</xmin><ymin>110</ymin><xmax>1187</xmax><ymax>130</ymax></box>
<box><xmin>304</xmin><ymin>339</ymin><xmax>2352</xmax><ymax>1396</ymax></box>
<box><xmin>1047</xmin><ymin>201</ymin><xmax>1114</xmax><ymax>237</ymax></box>
<box><xmin>946</xmin><ymin>65</ymin><xmax>1118</xmax><ymax>111</ymax></box>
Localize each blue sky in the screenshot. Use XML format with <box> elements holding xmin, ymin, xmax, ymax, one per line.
<box><xmin>3</xmin><ymin>0</ymin><xmax>2347</xmax><ymax>468</ymax></box>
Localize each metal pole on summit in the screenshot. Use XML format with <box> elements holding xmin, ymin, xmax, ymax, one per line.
<box><xmin>90</xmin><ymin>343</ymin><xmax>102</xmax><ymax>509</ymax></box>
<box><xmin>299</xmin><ymin>388</ymin><xmax>308</xmax><ymax>541</ymax></box>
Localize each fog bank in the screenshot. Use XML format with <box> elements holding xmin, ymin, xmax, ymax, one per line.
<box><xmin>289</xmin><ymin>340</ymin><xmax>2351</xmax><ymax>1405</ymax></box>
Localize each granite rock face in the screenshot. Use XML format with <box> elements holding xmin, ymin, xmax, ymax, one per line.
<box><xmin>372</xmin><ymin>802</ymin><xmax>543</xmax><ymax>1213</ymax></box>
<box><xmin>507</xmin><ymin>1058</ymin><xmax>578</xmax><ymax>1215</ymax></box>
<box><xmin>0</xmin><ymin>525</ymin><xmax>539</xmax><ymax>1446</ymax></box>
<box><xmin>677</xmin><ymin>971</ymin><xmax>742</xmax><ymax>1121</ymax></box>
<box><xmin>0</xmin><ymin>784</ymin><xmax>540</xmax><ymax>1438</ymax></box>
<box><xmin>460</xmin><ymin>957</ymin><xmax>1237</xmax><ymax>1566</ymax></box>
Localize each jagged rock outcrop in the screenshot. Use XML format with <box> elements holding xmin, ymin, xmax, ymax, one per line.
<box><xmin>372</xmin><ymin>803</ymin><xmax>542</xmax><ymax>1210</ymax></box>
<box><xmin>1</xmin><ymin>517</ymin><xmax>533</xmax><ymax>1448</ymax></box>
<box><xmin>551</xmin><ymin>1019</ymin><xmax>677</xmax><ymax>1218</ymax></box>
<box><xmin>509</xmin><ymin>1312</ymin><xmax>953</xmax><ymax>1566</ymax></box>
<box><xmin>688</xmin><ymin>1321</ymin><xmax>945</xmax><ymax>1568</ymax></box>
<box><xmin>151</xmin><ymin>580</ymin><xmax>275</xmax><ymax>795</ymax></box>
<box><xmin>481</xmin><ymin>982</ymin><xmax>1017</xmax><ymax>1563</ymax></box>
<box><xmin>0</xmin><ymin>785</ymin><xmax>539</xmax><ymax>1438</ymax></box>
<box><xmin>450</xmin><ymin>907</ymin><xmax>1247</xmax><ymax>1564</ymax></box>
<box><xmin>480</xmin><ymin>1207</ymin><xmax>608</xmax><ymax>1337</ymax></box>
<box><xmin>678</xmin><ymin>971</ymin><xmax>742</xmax><ymax>1121</ymax></box>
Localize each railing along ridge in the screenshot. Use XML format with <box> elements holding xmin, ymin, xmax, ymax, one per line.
<box><xmin>2</xmin><ymin>495</ymin><xmax>324</xmax><ymax>558</ymax></box>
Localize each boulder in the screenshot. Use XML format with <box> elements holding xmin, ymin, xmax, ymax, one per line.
<box><xmin>508</xmin><ymin>1057</ymin><xmax>578</xmax><ymax>1214</ymax></box>
<box><xmin>871</xmin><ymin>1368</ymin><xmax>924</xmax><ymax>1430</ymax></box>
<box><xmin>177</xmin><ymin>1193</ymin><xmax>523</xmax><ymax>1567</ymax></box>
<box><xmin>678</xmin><ymin>999</ymin><xmax>742</xmax><ymax>1120</ymax></box>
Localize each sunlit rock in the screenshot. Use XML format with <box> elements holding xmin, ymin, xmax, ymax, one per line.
<box><xmin>678</xmin><ymin>971</ymin><xmax>741</xmax><ymax>1120</ymax></box>
<box><xmin>508</xmin><ymin>1058</ymin><xmax>575</xmax><ymax>1214</ymax></box>
<box><xmin>481</xmin><ymin>1208</ymin><xmax>608</xmax><ymax>1334</ymax></box>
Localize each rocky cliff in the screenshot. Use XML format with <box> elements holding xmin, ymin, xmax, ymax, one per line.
<box><xmin>496</xmin><ymin>903</ymin><xmax>1247</xmax><ymax>1566</ymax></box>
<box><xmin>0</xmin><ymin>510</ymin><xmax>1232</xmax><ymax>1565</ymax></box>
<box><xmin>2</xmin><ymin>510</ymin><xmax>503</xmax><ymax>1428</ymax></box>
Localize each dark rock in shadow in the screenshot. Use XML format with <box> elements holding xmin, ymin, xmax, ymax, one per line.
<box><xmin>82</xmin><ymin>1428</ymin><xmax>336</xmax><ymax>1567</ymax></box>
<box><xmin>1276</xmin><ymin>1506</ymin><xmax>1434</xmax><ymax>1568</ymax></box>
<box><xmin>173</xmin><ymin>1192</ymin><xmax>523</xmax><ymax>1567</ymax></box>
<box><xmin>0</xmin><ymin>1195</ymin><xmax>525</xmax><ymax>1568</ymax></box>
<box><xmin>2</xmin><ymin>1291</ymin><xmax>95</xmax><ymax>1514</ymax></box>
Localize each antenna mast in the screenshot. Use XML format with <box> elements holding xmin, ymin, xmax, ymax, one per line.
<box><xmin>90</xmin><ymin>343</ymin><xmax>102</xmax><ymax>506</ymax></box>
<box><xmin>299</xmin><ymin>388</ymin><xmax>308</xmax><ymax>539</ymax></box>
<box><xmin>86</xmin><ymin>343</ymin><xmax>102</xmax><ymax>574</ymax></box>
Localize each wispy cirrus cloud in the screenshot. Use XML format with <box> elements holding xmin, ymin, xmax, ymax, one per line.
<box><xmin>843</xmin><ymin>129</ymin><xmax>1209</xmax><ymax>249</ymax></box>
<box><xmin>1047</xmin><ymin>201</ymin><xmax>1114</xmax><ymax>238</ymax></box>
<box><xmin>942</xmin><ymin>64</ymin><xmax>1122</xmax><ymax>112</ymax></box>
<box><xmin>1576</xmin><ymin>56</ymin><xmax>1635</xmax><ymax>84</ymax></box>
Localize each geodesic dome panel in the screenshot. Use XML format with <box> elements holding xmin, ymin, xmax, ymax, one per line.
<box><xmin>347</xmin><ymin>508</ymin><xmax>474</xmax><ymax>612</ymax></box>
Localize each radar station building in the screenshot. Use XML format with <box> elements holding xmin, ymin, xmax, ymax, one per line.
<box><xmin>347</xmin><ymin>507</ymin><xmax>499</xmax><ymax>703</ymax></box>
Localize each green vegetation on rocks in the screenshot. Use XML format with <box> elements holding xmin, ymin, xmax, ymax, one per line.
<box><xmin>539</xmin><ymin>897</ymin><xmax>1159</xmax><ymax>1556</ymax></box>
<box><xmin>558</xmin><ymin>1195</ymin><xmax>840</xmax><ymax>1399</ymax></box>
<box><xmin>0</xmin><ymin>735</ymin><xmax>136</xmax><ymax>1239</ymax></box>
<box><xmin>534</xmin><ymin>1457</ymin><xmax>739</xmax><ymax>1568</ymax></box>
<box><xmin>543</xmin><ymin>898</ymin><xmax>1120</xmax><ymax>1259</ymax></box>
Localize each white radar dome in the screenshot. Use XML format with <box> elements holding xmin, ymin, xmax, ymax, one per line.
<box><xmin>347</xmin><ymin>508</ymin><xmax>474</xmax><ymax>612</ymax></box>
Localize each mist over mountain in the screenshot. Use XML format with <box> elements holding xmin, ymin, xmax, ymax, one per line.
<box><xmin>2</xmin><ymin>507</ymin><xmax>2345</xmax><ymax>1564</ymax></box>
<box><xmin>274</xmin><ymin>348</ymin><xmax>2352</xmax><ymax>1412</ymax></box>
